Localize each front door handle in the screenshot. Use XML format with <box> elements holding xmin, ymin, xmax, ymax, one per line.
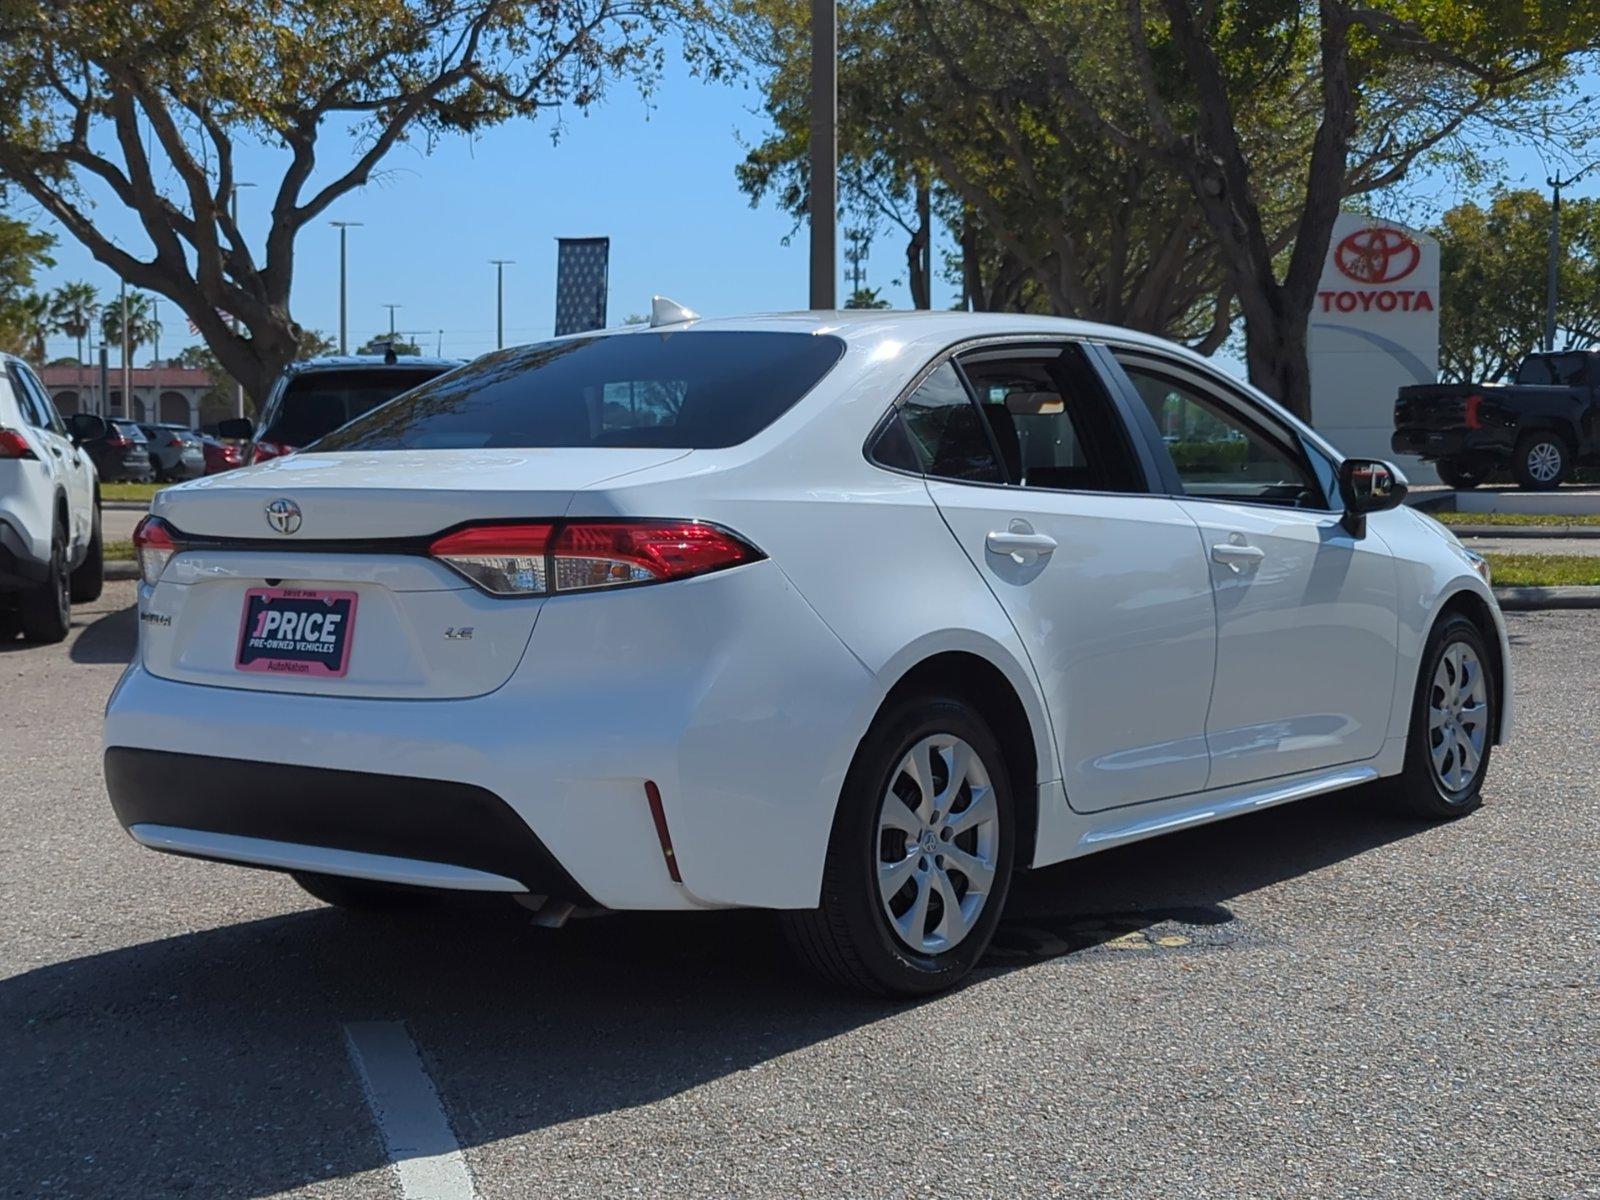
<box><xmin>1211</xmin><ymin>542</ymin><xmax>1265</xmax><ymax>572</ymax></box>
<box><xmin>986</xmin><ymin>530</ymin><xmax>1059</xmax><ymax>563</ymax></box>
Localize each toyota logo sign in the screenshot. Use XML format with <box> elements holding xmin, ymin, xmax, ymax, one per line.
<box><xmin>264</xmin><ymin>498</ymin><xmax>303</xmax><ymax>535</ymax></box>
<box><xmin>1334</xmin><ymin>227</ymin><xmax>1421</xmax><ymax>284</ymax></box>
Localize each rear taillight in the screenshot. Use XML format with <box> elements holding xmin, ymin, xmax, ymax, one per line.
<box><xmin>251</xmin><ymin>441</ymin><xmax>292</xmax><ymax>464</ymax></box>
<box><xmin>428</xmin><ymin>523</ymin><xmax>553</xmax><ymax>596</ymax></box>
<box><xmin>428</xmin><ymin>520</ymin><xmax>761</xmax><ymax>597</ymax></box>
<box><xmin>132</xmin><ymin>515</ymin><xmax>179</xmax><ymax>585</ymax></box>
<box><xmin>1463</xmin><ymin>394</ymin><xmax>1483</xmax><ymax>430</ymax></box>
<box><xmin>167</xmin><ymin>436</ymin><xmax>185</xmax><ymax>448</ymax></box>
<box><xmin>106</xmin><ymin>435</ymin><xmax>132</xmax><ymax>448</ymax></box>
<box><xmin>0</xmin><ymin>428</ymin><xmax>35</xmax><ymax>459</ymax></box>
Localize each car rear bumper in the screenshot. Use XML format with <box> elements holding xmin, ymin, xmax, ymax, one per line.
<box><xmin>105</xmin><ymin>747</ymin><xmax>595</xmax><ymax>900</ymax></box>
<box><xmin>1391</xmin><ymin>428</ymin><xmax>1512</xmax><ymax>461</ymax></box>
<box><xmin>0</xmin><ymin>517</ymin><xmax>49</xmax><ymax>588</ymax></box>
<box><xmin>103</xmin><ymin>560</ymin><xmax>875</xmax><ymax>911</ymax></box>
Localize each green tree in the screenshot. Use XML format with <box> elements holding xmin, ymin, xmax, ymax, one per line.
<box><xmin>101</xmin><ymin>293</ymin><xmax>162</xmax><ymax>362</ymax></box>
<box><xmin>357</xmin><ymin>334</ymin><xmax>423</xmax><ymax>356</ymax></box>
<box><xmin>0</xmin><ymin>209</ymin><xmax>53</xmax><ymax>356</ymax></box>
<box><xmin>49</xmin><ymin>281</ymin><xmax>99</xmax><ymax>367</ymax></box>
<box><xmin>1433</xmin><ymin>188</ymin><xmax>1600</xmax><ymax>383</ymax></box>
<box><xmin>0</xmin><ymin>0</ymin><xmax>723</xmax><ymax>405</ymax></box>
<box><xmin>908</xmin><ymin>0</ymin><xmax>1600</xmax><ymax>419</ymax></box>
<box><xmin>844</xmin><ymin>286</ymin><xmax>891</xmax><ymax>309</ymax></box>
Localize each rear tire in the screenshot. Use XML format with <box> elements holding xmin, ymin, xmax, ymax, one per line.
<box><xmin>1389</xmin><ymin>612</ymin><xmax>1495</xmax><ymax>820</ymax></box>
<box><xmin>291</xmin><ymin>871</ymin><xmax>439</xmax><ymax>911</ymax></box>
<box><xmin>1435</xmin><ymin>458</ymin><xmax>1486</xmax><ymax>490</ymax></box>
<box><xmin>70</xmin><ymin>503</ymin><xmax>103</xmax><ymax>603</ymax></box>
<box><xmin>18</xmin><ymin>527</ymin><xmax>70</xmax><ymax>644</ymax></box>
<box><xmin>1511</xmin><ymin>432</ymin><xmax>1569</xmax><ymax>490</ymax></box>
<box><xmin>782</xmin><ymin>694</ymin><xmax>1015</xmax><ymax>996</ymax></box>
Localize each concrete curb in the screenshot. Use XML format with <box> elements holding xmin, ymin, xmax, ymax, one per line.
<box><xmin>1448</xmin><ymin>525</ymin><xmax>1600</xmax><ymax>540</ymax></box>
<box><xmin>106</xmin><ymin>561</ymin><xmax>139</xmax><ymax>581</ymax></box>
<box><xmin>1492</xmin><ymin>586</ymin><xmax>1600</xmax><ymax>611</ymax></box>
<box><xmin>103</xmin><ymin>501</ymin><xmax>151</xmax><ymax>512</ymax></box>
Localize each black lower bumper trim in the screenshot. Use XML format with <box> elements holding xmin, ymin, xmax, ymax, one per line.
<box><xmin>104</xmin><ymin>748</ymin><xmax>596</xmax><ymax>904</ymax></box>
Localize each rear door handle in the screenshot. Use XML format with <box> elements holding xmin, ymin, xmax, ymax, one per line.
<box><xmin>1211</xmin><ymin>542</ymin><xmax>1265</xmax><ymax>571</ymax></box>
<box><xmin>986</xmin><ymin>530</ymin><xmax>1058</xmax><ymax>562</ymax></box>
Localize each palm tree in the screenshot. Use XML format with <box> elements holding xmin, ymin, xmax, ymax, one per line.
<box><xmin>50</xmin><ymin>282</ymin><xmax>99</xmax><ymax>366</ymax></box>
<box><xmin>100</xmin><ymin>291</ymin><xmax>161</xmax><ymax>362</ymax></box>
<box><xmin>15</xmin><ymin>293</ymin><xmax>51</xmax><ymax>361</ymax></box>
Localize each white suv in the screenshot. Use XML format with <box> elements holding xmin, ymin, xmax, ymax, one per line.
<box><xmin>0</xmin><ymin>353</ymin><xmax>103</xmax><ymax>643</ymax></box>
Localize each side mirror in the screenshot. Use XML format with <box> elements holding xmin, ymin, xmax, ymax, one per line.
<box><xmin>1338</xmin><ymin>457</ymin><xmax>1408</xmax><ymax>537</ymax></box>
<box><xmin>217</xmin><ymin>417</ymin><xmax>254</xmax><ymax>440</ymax></box>
<box><xmin>67</xmin><ymin>413</ymin><xmax>108</xmax><ymax>445</ymax></box>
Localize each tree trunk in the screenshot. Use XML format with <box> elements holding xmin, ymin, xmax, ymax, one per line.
<box><xmin>907</xmin><ymin>177</ymin><xmax>932</xmax><ymax>309</ymax></box>
<box><xmin>1243</xmin><ymin>300</ymin><xmax>1315</xmax><ymax>421</ymax></box>
<box><xmin>960</xmin><ymin>209</ymin><xmax>981</xmax><ymax>311</ymax></box>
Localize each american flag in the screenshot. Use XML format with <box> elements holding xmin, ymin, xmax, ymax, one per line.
<box><xmin>554</xmin><ymin>238</ymin><xmax>609</xmax><ymax>336</ymax></box>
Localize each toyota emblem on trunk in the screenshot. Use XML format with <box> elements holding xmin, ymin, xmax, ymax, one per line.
<box><xmin>265</xmin><ymin>498</ymin><xmax>303</xmax><ymax>535</ymax></box>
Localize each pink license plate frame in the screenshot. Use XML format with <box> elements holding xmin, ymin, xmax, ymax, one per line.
<box><xmin>235</xmin><ymin>586</ymin><xmax>359</xmax><ymax>678</ymax></box>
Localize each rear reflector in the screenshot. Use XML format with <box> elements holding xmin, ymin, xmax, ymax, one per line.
<box><xmin>644</xmin><ymin>781</ymin><xmax>682</xmax><ymax>883</ymax></box>
<box><xmin>132</xmin><ymin>515</ymin><xmax>179</xmax><ymax>585</ymax></box>
<box><xmin>429</xmin><ymin>519</ymin><xmax>760</xmax><ymax>597</ymax></box>
<box><xmin>0</xmin><ymin>428</ymin><xmax>35</xmax><ymax>459</ymax></box>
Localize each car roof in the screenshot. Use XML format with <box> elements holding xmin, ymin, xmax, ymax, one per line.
<box><xmin>535</xmin><ymin>309</ymin><xmax>1216</xmax><ymax>369</ymax></box>
<box><xmin>284</xmin><ymin>355</ymin><xmax>464</xmax><ymax>376</ymax></box>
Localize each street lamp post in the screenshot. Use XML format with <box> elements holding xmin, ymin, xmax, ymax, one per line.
<box><xmin>1544</xmin><ymin>165</ymin><xmax>1599</xmax><ymax>353</ymax></box>
<box><xmin>331</xmin><ymin>221</ymin><xmax>362</xmax><ymax>355</ymax></box>
<box><xmin>382</xmin><ymin>304</ymin><xmax>402</xmax><ymax>340</ymax></box>
<box><xmin>489</xmin><ymin>260</ymin><xmax>514</xmax><ymax>349</ymax></box>
<box><xmin>808</xmin><ymin>0</ymin><xmax>837</xmax><ymax>310</ymax></box>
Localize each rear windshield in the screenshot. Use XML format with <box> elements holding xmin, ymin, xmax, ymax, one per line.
<box><xmin>112</xmin><ymin>421</ymin><xmax>146</xmax><ymax>441</ymax></box>
<box><xmin>310</xmin><ymin>332</ymin><xmax>847</xmax><ymax>452</ymax></box>
<box><xmin>264</xmin><ymin>368</ymin><xmax>451</xmax><ymax>448</ymax></box>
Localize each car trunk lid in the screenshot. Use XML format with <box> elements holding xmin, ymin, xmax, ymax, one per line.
<box><xmin>140</xmin><ymin>447</ymin><xmax>691</xmax><ymax>698</ymax></box>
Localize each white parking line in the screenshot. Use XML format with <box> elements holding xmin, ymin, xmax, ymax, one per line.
<box><xmin>345</xmin><ymin>1021</ymin><xmax>480</xmax><ymax>1200</ymax></box>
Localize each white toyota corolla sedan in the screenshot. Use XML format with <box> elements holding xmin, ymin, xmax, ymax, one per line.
<box><xmin>106</xmin><ymin>308</ymin><xmax>1510</xmax><ymax>995</ymax></box>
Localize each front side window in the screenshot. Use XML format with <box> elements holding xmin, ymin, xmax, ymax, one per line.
<box><xmin>959</xmin><ymin>346</ymin><xmax>1142</xmax><ymax>493</ymax></box>
<box><xmin>313</xmin><ymin>332</ymin><xmax>846</xmax><ymax>452</ymax></box>
<box><xmin>1122</xmin><ymin>363</ymin><xmax>1320</xmax><ymax>506</ymax></box>
<box><xmin>875</xmin><ymin>361</ymin><xmax>1003</xmax><ymax>483</ymax></box>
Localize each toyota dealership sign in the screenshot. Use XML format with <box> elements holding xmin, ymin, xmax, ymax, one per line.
<box><xmin>1309</xmin><ymin>211</ymin><xmax>1440</xmax><ymax>480</ymax></box>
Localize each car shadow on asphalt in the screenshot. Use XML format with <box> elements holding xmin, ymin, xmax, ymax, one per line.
<box><xmin>66</xmin><ymin>600</ymin><xmax>137</xmax><ymax>664</ymax></box>
<box><xmin>0</xmin><ymin>782</ymin><xmax>1432</xmax><ymax>1197</ymax></box>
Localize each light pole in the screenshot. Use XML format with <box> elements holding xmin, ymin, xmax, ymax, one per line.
<box><xmin>382</xmin><ymin>304</ymin><xmax>402</xmax><ymax>341</ymax></box>
<box><xmin>808</xmin><ymin>0</ymin><xmax>837</xmax><ymax>309</ymax></box>
<box><xmin>489</xmin><ymin>260</ymin><xmax>514</xmax><ymax>349</ymax></box>
<box><xmin>1545</xmin><ymin>164</ymin><xmax>1598</xmax><ymax>353</ymax></box>
<box><xmin>119</xmin><ymin>279</ymin><xmax>130</xmax><ymax>420</ymax></box>
<box><xmin>228</xmin><ymin>182</ymin><xmax>256</xmax><ymax>418</ymax></box>
<box><xmin>331</xmin><ymin>220</ymin><xmax>362</xmax><ymax>354</ymax></box>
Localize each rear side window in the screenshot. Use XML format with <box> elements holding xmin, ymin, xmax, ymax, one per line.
<box><xmin>871</xmin><ymin>362</ymin><xmax>1003</xmax><ymax>483</ymax></box>
<box><xmin>1514</xmin><ymin>353</ymin><xmax>1591</xmax><ymax>387</ymax></box>
<box><xmin>958</xmin><ymin>345</ymin><xmax>1143</xmax><ymax>493</ymax></box>
<box><xmin>312</xmin><ymin>332</ymin><xmax>847</xmax><ymax>452</ymax></box>
<box><xmin>264</xmin><ymin>368</ymin><xmax>449</xmax><ymax>449</ymax></box>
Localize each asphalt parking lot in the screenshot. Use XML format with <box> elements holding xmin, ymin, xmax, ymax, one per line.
<box><xmin>3</xmin><ymin>582</ymin><xmax>1596</xmax><ymax>1199</ymax></box>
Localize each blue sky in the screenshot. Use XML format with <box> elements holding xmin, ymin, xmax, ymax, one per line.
<box><xmin>18</xmin><ymin>56</ymin><xmax>1600</xmax><ymax>366</ymax></box>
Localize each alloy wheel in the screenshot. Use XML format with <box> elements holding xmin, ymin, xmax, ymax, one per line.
<box><xmin>876</xmin><ymin>734</ymin><xmax>1000</xmax><ymax>954</ymax></box>
<box><xmin>1526</xmin><ymin>441</ymin><xmax>1563</xmax><ymax>483</ymax></box>
<box><xmin>1428</xmin><ymin>641</ymin><xmax>1488</xmax><ymax>793</ymax></box>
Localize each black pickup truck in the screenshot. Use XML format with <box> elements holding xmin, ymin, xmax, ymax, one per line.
<box><xmin>1392</xmin><ymin>350</ymin><xmax>1600</xmax><ymax>490</ymax></box>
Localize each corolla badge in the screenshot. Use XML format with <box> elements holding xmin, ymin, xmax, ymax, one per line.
<box><xmin>264</xmin><ymin>498</ymin><xmax>303</xmax><ymax>535</ymax></box>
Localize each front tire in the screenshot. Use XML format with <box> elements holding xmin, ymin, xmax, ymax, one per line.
<box><xmin>70</xmin><ymin>502</ymin><xmax>103</xmax><ymax>603</ymax></box>
<box><xmin>1390</xmin><ymin>612</ymin><xmax>1496</xmax><ymax>820</ymax></box>
<box><xmin>1511</xmin><ymin>432</ymin><xmax>1569</xmax><ymax>490</ymax></box>
<box><xmin>291</xmin><ymin>871</ymin><xmax>439</xmax><ymax>911</ymax></box>
<box><xmin>782</xmin><ymin>695</ymin><xmax>1015</xmax><ymax>996</ymax></box>
<box><xmin>18</xmin><ymin>527</ymin><xmax>70</xmax><ymax>644</ymax></box>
